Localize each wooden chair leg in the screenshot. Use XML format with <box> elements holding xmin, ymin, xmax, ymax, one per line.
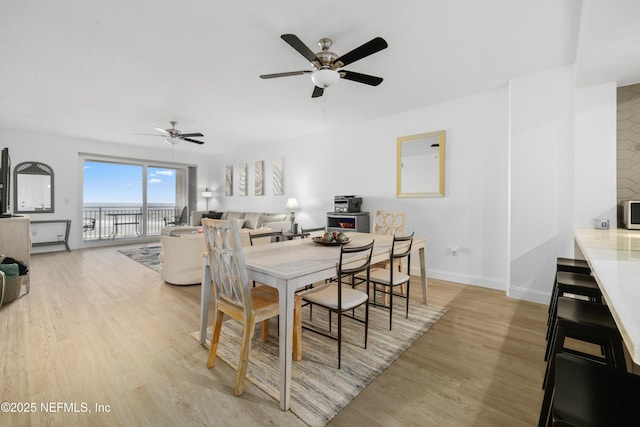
<box><xmin>235</xmin><ymin>319</ymin><xmax>256</xmax><ymax>396</ymax></box>
<box><xmin>293</xmin><ymin>295</ymin><xmax>302</xmax><ymax>361</ymax></box>
<box><xmin>207</xmin><ymin>310</ymin><xmax>225</xmax><ymax>369</ymax></box>
<box><xmin>261</xmin><ymin>319</ymin><xmax>270</xmax><ymax>342</ymax></box>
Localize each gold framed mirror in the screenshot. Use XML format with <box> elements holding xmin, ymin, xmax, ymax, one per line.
<box><xmin>396</xmin><ymin>130</ymin><xmax>445</xmax><ymax>198</ymax></box>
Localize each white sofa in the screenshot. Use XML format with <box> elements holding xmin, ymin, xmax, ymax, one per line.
<box><xmin>158</xmin><ymin>223</ymin><xmax>276</xmax><ymax>285</ymax></box>
<box><xmin>190</xmin><ymin>210</ymin><xmax>292</xmax><ymax>232</ymax></box>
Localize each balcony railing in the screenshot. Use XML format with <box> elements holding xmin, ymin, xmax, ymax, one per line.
<box><xmin>82</xmin><ymin>206</ymin><xmax>182</xmax><ymax>240</ymax></box>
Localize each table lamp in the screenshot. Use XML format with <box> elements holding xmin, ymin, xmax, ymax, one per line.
<box><xmin>285</xmin><ymin>197</ymin><xmax>299</xmax><ymax>233</ymax></box>
<box><xmin>202</xmin><ymin>188</ymin><xmax>213</xmax><ymax>210</ymax></box>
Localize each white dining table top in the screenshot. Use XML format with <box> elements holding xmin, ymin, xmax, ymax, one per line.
<box><xmin>574</xmin><ymin>228</ymin><xmax>640</xmax><ymax>364</ymax></box>
<box><xmin>242</xmin><ymin>232</ymin><xmax>425</xmax><ymax>287</ymax></box>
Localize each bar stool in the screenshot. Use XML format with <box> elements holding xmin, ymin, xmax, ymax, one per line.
<box><xmin>544</xmin><ymin>353</ymin><xmax>640</xmax><ymax>427</ymax></box>
<box><xmin>545</xmin><ymin>271</ymin><xmax>603</xmax><ymax>357</ymax></box>
<box><xmin>547</xmin><ymin>258</ymin><xmax>592</xmax><ymax>327</ymax></box>
<box><xmin>548</xmin><ymin>258</ymin><xmax>592</xmax><ymax>319</ymax></box>
<box><xmin>539</xmin><ymin>297</ymin><xmax>627</xmax><ymax>426</ymax></box>
<box><xmin>556</xmin><ymin>257</ymin><xmax>590</xmax><ymax>275</ymax></box>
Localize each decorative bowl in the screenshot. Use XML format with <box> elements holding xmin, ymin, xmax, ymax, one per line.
<box><xmin>312</xmin><ymin>236</ymin><xmax>351</xmax><ymax>246</ymax></box>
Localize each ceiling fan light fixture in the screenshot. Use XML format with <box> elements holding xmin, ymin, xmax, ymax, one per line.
<box><xmin>164</xmin><ymin>137</ymin><xmax>178</xmax><ymax>145</ymax></box>
<box><xmin>311</xmin><ymin>68</ymin><xmax>339</xmax><ymax>88</ymax></box>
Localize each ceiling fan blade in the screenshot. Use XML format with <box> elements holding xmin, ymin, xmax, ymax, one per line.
<box><xmin>334</xmin><ymin>37</ymin><xmax>388</xmax><ymax>67</ymax></box>
<box><xmin>260</xmin><ymin>70</ymin><xmax>312</xmax><ymax>79</ymax></box>
<box><xmin>180</xmin><ymin>133</ymin><xmax>204</xmax><ymax>137</ymax></box>
<box><xmin>311</xmin><ymin>86</ymin><xmax>324</xmax><ymax>98</ymax></box>
<box><xmin>182</xmin><ymin>137</ymin><xmax>204</xmax><ymax>145</ymax></box>
<box><xmin>340</xmin><ymin>70</ymin><xmax>384</xmax><ymax>86</ymax></box>
<box><xmin>135</xmin><ymin>133</ymin><xmax>165</xmax><ymax>136</ymax></box>
<box><xmin>154</xmin><ymin>127</ymin><xmax>169</xmax><ymax>134</ymax></box>
<box><xmin>281</xmin><ymin>34</ymin><xmax>321</xmax><ymax>65</ymax></box>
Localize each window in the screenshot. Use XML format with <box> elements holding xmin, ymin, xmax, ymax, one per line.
<box><xmin>82</xmin><ymin>156</ymin><xmax>188</xmax><ymax>242</ymax></box>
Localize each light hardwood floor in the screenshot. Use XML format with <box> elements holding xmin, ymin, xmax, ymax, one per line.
<box><xmin>1</xmin><ymin>244</ymin><xmax>547</xmax><ymax>426</ymax></box>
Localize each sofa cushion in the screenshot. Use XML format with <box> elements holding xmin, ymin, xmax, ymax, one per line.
<box><xmin>223</xmin><ymin>211</ymin><xmax>246</xmax><ymax>222</ymax></box>
<box><xmin>243</xmin><ymin>212</ymin><xmax>262</xmax><ymax>229</ymax></box>
<box><xmin>259</xmin><ymin>213</ymin><xmax>289</xmax><ymax>227</ymax></box>
<box><xmin>168</xmin><ymin>227</ymin><xmax>201</xmax><ymax>237</ymax></box>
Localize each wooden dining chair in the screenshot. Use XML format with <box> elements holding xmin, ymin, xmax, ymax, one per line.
<box><xmin>202</xmin><ymin>219</ymin><xmax>302</xmax><ymax>396</ymax></box>
<box><xmin>370</xmin><ymin>210</ymin><xmax>406</xmax><ymax>302</ymax></box>
<box><xmin>358</xmin><ymin>233</ymin><xmax>414</xmax><ymax>330</ymax></box>
<box><xmin>301</xmin><ymin>240</ymin><xmax>374</xmax><ymax>369</ymax></box>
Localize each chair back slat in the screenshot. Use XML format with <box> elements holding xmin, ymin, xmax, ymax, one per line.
<box><xmin>202</xmin><ymin>219</ymin><xmax>252</xmax><ymax>315</ymax></box>
<box><xmin>249</xmin><ymin>230</ymin><xmax>283</xmax><ymax>246</ymax></box>
<box><xmin>300</xmin><ymin>226</ymin><xmax>325</xmax><ymax>238</ymax></box>
<box><xmin>338</xmin><ymin>240</ymin><xmax>375</xmax><ymax>276</ymax></box>
<box><xmin>391</xmin><ymin>232</ymin><xmax>414</xmax><ymax>260</ymax></box>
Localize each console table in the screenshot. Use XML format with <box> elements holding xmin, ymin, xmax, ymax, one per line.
<box><xmin>31</xmin><ymin>219</ymin><xmax>71</xmax><ymax>252</ymax></box>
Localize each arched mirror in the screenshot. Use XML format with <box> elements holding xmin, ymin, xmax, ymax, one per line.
<box><xmin>397</xmin><ymin>130</ymin><xmax>445</xmax><ymax>198</ymax></box>
<box><xmin>14</xmin><ymin>162</ymin><xmax>54</xmax><ymax>213</ymax></box>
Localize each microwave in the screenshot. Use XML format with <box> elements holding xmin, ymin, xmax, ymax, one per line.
<box><xmin>622</xmin><ymin>200</ymin><xmax>640</xmax><ymax>230</ymax></box>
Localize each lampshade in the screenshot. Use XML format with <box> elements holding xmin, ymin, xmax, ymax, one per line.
<box><xmin>285</xmin><ymin>198</ymin><xmax>299</xmax><ymax>211</ymax></box>
<box><xmin>201</xmin><ymin>189</ymin><xmax>213</xmax><ymax>198</ymax></box>
<box><xmin>311</xmin><ymin>69</ymin><xmax>340</xmax><ymax>88</ymax></box>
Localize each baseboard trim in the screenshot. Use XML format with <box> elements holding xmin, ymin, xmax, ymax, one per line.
<box><xmin>410</xmin><ymin>266</ymin><xmax>550</xmax><ymax>304</ymax></box>
<box><xmin>422</xmin><ymin>268</ymin><xmax>506</xmax><ymax>292</ymax></box>
<box><xmin>506</xmin><ymin>286</ymin><xmax>550</xmax><ymax>304</ymax></box>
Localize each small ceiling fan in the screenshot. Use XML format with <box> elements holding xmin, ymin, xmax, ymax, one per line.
<box><xmin>137</xmin><ymin>121</ymin><xmax>204</xmax><ymax>145</ymax></box>
<box><xmin>260</xmin><ymin>34</ymin><xmax>388</xmax><ymax>98</ymax></box>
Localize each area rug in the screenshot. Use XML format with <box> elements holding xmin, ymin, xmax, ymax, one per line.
<box><xmin>118</xmin><ymin>246</ymin><xmax>161</xmax><ymax>272</ymax></box>
<box><xmin>192</xmin><ymin>301</ymin><xmax>447</xmax><ymax>427</ymax></box>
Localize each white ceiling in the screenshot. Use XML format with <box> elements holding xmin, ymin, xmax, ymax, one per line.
<box><xmin>1</xmin><ymin>0</ymin><xmax>639</xmax><ymax>154</ymax></box>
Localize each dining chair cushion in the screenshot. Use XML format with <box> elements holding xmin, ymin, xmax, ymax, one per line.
<box><xmin>303</xmin><ymin>285</ymin><xmax>368</xmax><ymax>310</ymax></box>
<box><xmin>360</xmin><ymin>267</ymin><xmax>410</xmax><ymax>286</ymax></box>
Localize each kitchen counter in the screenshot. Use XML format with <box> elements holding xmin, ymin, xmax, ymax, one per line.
<box><xmin>574</xmin><ymin>228</ymin><xmax>640</xmax><ymax>365</ymax></box>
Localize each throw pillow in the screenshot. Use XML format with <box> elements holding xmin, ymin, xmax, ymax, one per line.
<box><xmin>204</xmin><ymin>211</ymin><xmax>223</xmax><ymax>219</ymax></box>
<box><xmin>225</xmin><ymin>211</ymin><xmax>246</xmax><ymax>222</ymax></box>
<box><xmin>243</xmin><ymin>212</ymin><xmax>262</xmax><ymax>229</ymax></box>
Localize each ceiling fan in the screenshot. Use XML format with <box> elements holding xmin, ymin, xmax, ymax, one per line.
<box><xmin>137</xmin><ymin>121</ymin><xmax>204</xmax><ymax>145</ymax></box>
<box><xmin>260</xmin><ymin>34</ymin><xmax>388</xmax><ymax>98</ymax></box>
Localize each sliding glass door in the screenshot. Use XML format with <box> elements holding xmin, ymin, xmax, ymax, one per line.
<box><xmin>82</xmin><ymin>156</ymin><xmax>188</xmax><ymax>242</ymax></box>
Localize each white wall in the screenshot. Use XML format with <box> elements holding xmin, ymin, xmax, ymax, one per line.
<box><xmin>508</xmin><ymin>66</ymin><xmax>576</xmax><ymax>303</ymax></box>
<box><xmin>0</xmin><ymin>70</ymin><xmax>618</xmax><ymax>302</ymax></box>
<box><xmin>209</xmin><ymin>88</ymin><xmax>510</xmax><ymax>291</ymax></box>
<box><xmin>574</xmin><ymin>82</ymin><xmax>618</xmax><ymax>228</ymax></box>
<box><xmin>0</xmin><ymin>129</ymin><xmax>210</xmax><ymax>250</ymax></box>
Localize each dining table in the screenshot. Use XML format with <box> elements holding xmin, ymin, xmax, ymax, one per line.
<box><xmin>199</xmin><ymin>231</ymin><xmax>427</xmax><ymax>410</ymax></box>
<box><xmin>574</xmin><ymin>228</ymin><xmax>640</xmax><ymax>368</ymax></box>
